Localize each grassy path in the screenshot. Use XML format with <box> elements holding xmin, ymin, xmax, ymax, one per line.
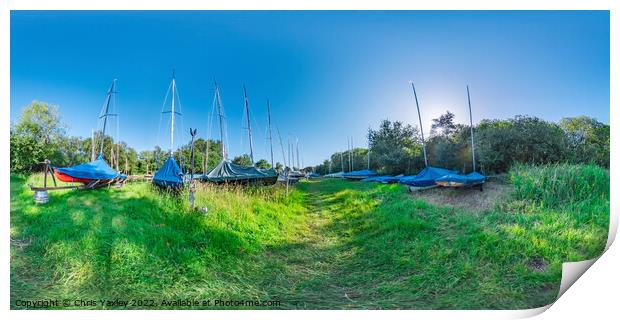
<box><xmin>257</xmin><ymin>181</ymin><xmax>370</xmax><ymax>308</ymax></box>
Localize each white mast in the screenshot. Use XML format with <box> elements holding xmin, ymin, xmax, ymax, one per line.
<box><xmin>267</xmin><ymin>99</ymin><xmax>274</xmax><ymax>168</ymax></box>
<box><xmin>99</xmin><ymin>79</ymin><xmax>117</xmax><ymax>155</ymax></box>
<box><xmin>91</xmin><ymin>129</ymin><xmax>95</xmax><ymax>161</ymax></box>
<box><xmin>243</xmin><ymin>85</ymin><xmax>254</xmax><ymax>165</ymax></box>
<box><xmin>410</xmin><ymin>81</ymin><xmax>428</xmax><ymax>167</ymax></box>
<box><xmin>296</xmin><ymin>138</ymin><xmax>300</xmax><ymax>169</ymax></box>
<box><xmin>214</xmin><ymin>80</ymin><xmax>227</xmax><ymax>160</ymax></box>
<box><xmin>170</xmin><ymin>71</ymin><xmax>176</xmax><ymax>156</ymax></box>
<box><xmin>467</xmin><ymin>85</ymin><xmax>476</xmax><ymax>172</ymax></box>
<box><xmin>367</xmin><ymin>126</ymin><xmax>371</xmax><ymax>170</ymax></box>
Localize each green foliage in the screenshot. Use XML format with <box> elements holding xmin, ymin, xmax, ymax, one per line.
<box><xmin>255</xmin><ymin>159</ymin><xmax>271</xmax><ymax>169</ymax></box>
<box><xmin>10</xmin><ymin>101</ymin><xmax>65</xmax><ymax>172</ymax></box>
<box><xmin>275</xmin><ymin>162</ymin><xmax>284</xmax><ymax>172</ymax></box>
<box><xmin>175</xmin><ymin>138</ymin><xmax>223</xmax><ymax>174</ymax></box>
<box><xmin>475</xmin><ymin>116</ymin><xmax>568</xmax><ymax>173</ymax></box>
<box><xmin>560</xmin><ymin>116</ymin><xmax>609</xmax><ymax>167</ymax></box>
<box><xmin>232</xmin><ymin>154</ymin><xmax>253</xmax><ymax>167</ymax></box>
<box><xmin>368</xmin><ymin>120</ymin><xmax>422</xmax><ymax>175</ymax></box>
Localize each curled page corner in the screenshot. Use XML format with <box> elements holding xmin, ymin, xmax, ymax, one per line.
<box><xmin>556</xmin><ymin>258</ymin><xmax>598</xmax><ymax>299</ymax></box>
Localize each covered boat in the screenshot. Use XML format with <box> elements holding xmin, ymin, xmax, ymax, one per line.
<box><xmin>343</xmin><ymin>169</ymin><xmax>378</xmax><ymax>180</ymax></box>
<box><xmin>152</xmin><ymin>156</ymin><xmax>184</xmax><ymax>188</ymax></box>
<box><xmin>54</xmin><ymin>154</ymin><xmax>126</xmax><ymax>187</ymax></box>
<box><xmin>435</xmin><ymin>86</ymin><xmax>487</xmax><ymax>190</ymax></box>
<box><xmin>51</xmin><ymin>79</ymin><xmax>126</xmax><ymax>189</ymax></box>
<box><xmin>324</xmin><ymin>171</ymin><xmax>344</xmax><ymax>178</ymax></box>
<box><xmin>435</xmin><ymin>172</ymin><xmax>486</xmax><ymax>188</ymax></box>
<box><xmin>398</xmin><ymin>167</ymin><xmax>458</xmax><ymax>188</ymax></box>
<box><xmin>202</xmin><ymin>160</ymin><xmax>277</xmax><ymax>185</ymax></box>
<box><xmin>362</xmin><ymin>174</ymin><xmax>404</xmax><ymax>184</ymax></box>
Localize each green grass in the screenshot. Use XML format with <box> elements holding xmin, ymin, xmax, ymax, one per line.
<box><xmin>10</xmin><ymin>164</ymin><xmax>609</xmax><ymax>309</ymax></box>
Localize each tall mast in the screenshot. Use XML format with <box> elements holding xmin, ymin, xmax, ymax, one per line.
<box><xmin>288</xmin><ymin>138</ymin><xmax>291</xmax><ymax>169</ymax></box>
<box><xmin>410</xmin><ymin>81</ymin><xmax>428</xmax><ymax>167</ymax></box>
<box><xmin>243</xmin><ymin>85</ymin><xmax>254</xmax><ymax>165</ymax></box>
<box><xmin>169</xmin><ymin>71</ymin><xmax>176</xmax><ymax>156</ymax></box>
<box><xmin>467</xmin><ymin>85</ymin><xmax>476</xmax><ymax>172</ymax></box>
<box><xmin>91</xmin><ymin>129</ymin><xmax>95</xmax><ymax>161</ymax></box>
<box><xmin>267</xmin><ymin>99</ymin><xmax>274</xmax><ymax>168</ymax></box>
<box><xmin>367</xmin><ymin>126</ymin><xmax>371</xmax><ymax>170</ymax></box>
<box><xmin>296</xmin><ymin>138</ymin><xmax>300</xmax><ymax>169</ymax></box>
<box><xmin>277</xmin><ymin>127</ymin><xmax>287</xmax><ymax>169</ymax></box>
<box><xmin>99</xmin><ymin>79</ymin><xmax>117</xmax><ymax>155</ymax></box>
<box><xmin>349</xmin><ymin>136</ymin><xmax>353</xmax><ymax>171</ymax></box>
<box><xmin>340</xmin><ymin>151</ymin><xmax>344</xmax><ymax>172</ymax></box>
<box><xmin>214</xmin><ymin>80</ymin><xmax>227</xmax><ymax>160</ymax></box>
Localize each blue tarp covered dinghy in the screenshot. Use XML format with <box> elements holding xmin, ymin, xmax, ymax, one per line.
<box><xmin>361</xmin><ymin>175</ymin><xmax>402</xmax><ymax>183</ymax></box>
<box><xmin>54</xmin><ymin>154</ymin><xmax>126</xmax><ymax>188</ymax></box>
<box><xmin>200</xmin><ymin>160</ymin><xmax>277</xmax><ymax>185</ymax></box>
<box><xmin>152</xmin><ymin>156</ymin><xmax>184</xmax><ymax>189</ymax></box>
<box><xmin>343</xmin><ymin>169</ymin><xmax>378</xmax><ymax>180</ymax></box>
<box><xmin>435</xmin><ymin>172</ymin><xmax>486</xmax><ymax>189</ymax></box>
<box><xmin>399</xmin><ymin>167</ymin><xmax>458</xmax><ymax>189</ymax></box>
<box><xmin>360</xmin><ymin>175</ymin><xmax>390</xmax><ymax>182</ymax></box>
<box><xmin>324</xmin><ymin>171</ymin><xmax>344</xmax><ymax>178</ymax></box>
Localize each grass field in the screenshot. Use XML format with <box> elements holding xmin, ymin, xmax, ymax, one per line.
<box><xmin>10</xmin><ymin>164</ymin><xmax>609</xmax><ymax>309</ymax></box>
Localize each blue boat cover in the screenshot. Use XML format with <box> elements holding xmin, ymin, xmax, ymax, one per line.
<box><xmin>201</xmin><ymin>160</ymin><xmax>277</xmax><ymax>183</ymax></box>
<box><xmin>399</xmin><ymin>166</ymin><xmax>458</xmax><ymax>187</ymax></box>
<box><xmin>324</xmin><ymin>171</ymin><xmax>344</xmax><ymax>178</ymax></box>
<box><xmin>55</xmin><ymin>154</ymin><xmax>121</xmax><ymax>180</ymax></box>
<box><xmin>343</xmin><ymin>169</ymin><xmax>378</xmax><ymax>179</ymax></box>
<box><xmin>360</xmin><ymin>175</ymin><xmax>391</xmax><ymax>182</ymax></box>
<box><xmin>153</xmin><ymin>156</ymin><xmax>184</xmax><ymax>188</ymax></box>
<box><xmin>435</xmin><ymin>172</ymin><xmax>486</xmax><ymax>185</ymax></box>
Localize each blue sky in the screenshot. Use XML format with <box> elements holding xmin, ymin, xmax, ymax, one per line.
<box><xmin>10</xmin><ymin>11</ymin><xmax>609</xmax><ymax>166</ymax></box>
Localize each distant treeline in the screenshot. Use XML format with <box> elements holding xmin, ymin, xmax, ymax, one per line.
<box><xmin>10</xmin><ymin>101</ymin><xmax>278</xmax><ymax>175</ymax></box>
<box><xmin>313</xmin><ymin>111</ymin><xmax>609</xmax><ymax>175</ymax></box>
<box><xmin>10</xmin><ymin>101</ymin><xmax>609</xmax><ymax>176</ymax></box>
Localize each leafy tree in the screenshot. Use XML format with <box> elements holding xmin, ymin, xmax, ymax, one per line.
<box><xmin>476</xmin><ymin>116</ymin><xmax>568</xmax><ymax>173</ymax></box>
<box><xmin>275</xmin><ymin>162</ymin><xmax>284</xmax><ymax>172</ymax></box>
<box><xmin>369</xmin><ymin>120</ymin><xmax>422</xmax><ymax>175</ymax></box>
<box><xmin>10</xmin><ymin>101</ymin><xmax>66</xmax><ymax>172</ymax></box>
<box><xmin>560</xmin><ymin>116</ymin><xmax>609</xmax><ymax>167</ymax></box>
<box><xmin>430</xmin><ymin>111</ymin><xmax>457</xmax><ymax>137</ymax></box>
<box><xmin>232</xmin><ymin>154</ymin><xmax>253</xmax><ymax>167</ymax></box>
<box><xmin>255</xmin><ymin>159</ymin><xmax>271</xmax><ymax>169</ymax></box>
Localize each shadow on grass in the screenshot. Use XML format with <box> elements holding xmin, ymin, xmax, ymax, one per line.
<box><xmin>11</xmin><ymin>180</ymin><xmax>249</xmax><ymax>309</ymax></box>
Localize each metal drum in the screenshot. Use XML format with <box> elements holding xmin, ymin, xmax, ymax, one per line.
<box><xmin>33</xmin><ymin>190</ymin><xmax>49</xmax><ymax>205</ymax></box>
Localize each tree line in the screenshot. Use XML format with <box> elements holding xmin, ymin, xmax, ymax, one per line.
<box><xmin>312</xmin><ymin>111</ymin><xmax>609</xmax><ymax>175</ymax></box>
<box><xmin>10</xmin><ymin>101</ymin><xmax>609</xmax><ymax>176</ymax></box>
<box><xmin>10</xmin><ymin>101</ymin><xmax>278</xmax><ymax>175</ymax></box>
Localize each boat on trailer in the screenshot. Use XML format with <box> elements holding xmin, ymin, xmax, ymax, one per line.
<box><xmin>433</xmin><ymin>86</ymin><xmax>487</xmax><ymax>190</ymax></box>
<box><xmin>48</xmin><ymin>79</ymin><xmax>126</xmax><ymax>189</ymax></box>
<box><xmin>152</xmin><ymin>71</ymin><xmax>184</xmax><ymax>190</ymax></box>
<box><xmin>398</xmin><ymin>81</ymin><xmax>455</xmax><ymax>191</ymax></box>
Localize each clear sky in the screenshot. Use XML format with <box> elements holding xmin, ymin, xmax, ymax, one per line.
<box><xmin>10</xmin><ymin>11</ymin><xmax>610</xmax><ymax>166</ymax></box>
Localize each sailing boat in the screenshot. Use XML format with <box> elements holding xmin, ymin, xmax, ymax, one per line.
<box><xmin>343</xmin><ymin>134</ymin><xmax>378</xmax><ymax>180</ymax></box>
<box><xmin>200</xmin><ymin>83</ymin><xmax>277</xmax><ymax>185</ymax></box>
<box><xmin>434</xmin><ymin>86</ymin><xmax>486</xmax><ymax>190</ymax></box>
<box><xmin>398</xmin><ymin>82</ymin><xmax>457</xmax><ymax>190</ymax></box>
<box><xmin>53</xmin><ymin>79</ymin><xmax>127</xmax><ymax>189</ymax></box>
<box><xmin>152</xmin><ymin>71</ymin><xmax>184</xmax><ymax>189</ymax></box>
